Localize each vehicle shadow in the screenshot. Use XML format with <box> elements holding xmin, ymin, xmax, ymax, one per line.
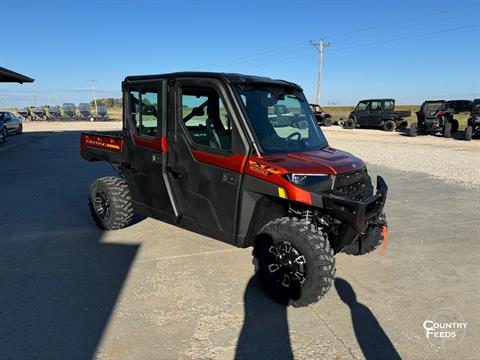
<box><xmin>335</xmin><ymin>277</ymin><xmax>401</xmax><ymax>360</ymax></box>
<box><xmin>235</xmin><ymin>275</ymin><xmax>293</xmax><ymax>360</ymax></box>
<box><xmin>0</xmin><ymin>131</ymin><xmax>138</xmax><ymax>360</ymax></box>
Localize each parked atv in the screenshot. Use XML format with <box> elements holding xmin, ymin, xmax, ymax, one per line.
<box><xmin>309</xmin><ymin>104</ymin><xmax>333</xmax><ymax>127</ymax></box>
<box><xmin>347</xmin><ymin>99</ymin><xmax>410</xmax><ymax>131</ymax></box>
<box><xmin>465</xmin><ymin>99</ymin><xmax>480</xmax><ymax>141</ymax></box>
<box><xmin>81</xmin><ymin>72</ymin><xmax>388</xmax><ymax>307</ymax></box>
<box><xmin>409</xmin><ymin>100</ymin><xmax>470</xmax><ymax>138</ymax></box>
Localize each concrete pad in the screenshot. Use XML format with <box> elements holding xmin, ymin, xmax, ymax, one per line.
<box><xmin>0</xmin><ymin>130</ymin><xmax>478</xmax><ymax>360</ymax></box>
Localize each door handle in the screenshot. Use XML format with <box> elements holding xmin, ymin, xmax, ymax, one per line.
<box><xmin>167</xmin><ymin>165</ymin><xmax>184</xmax><ymax>181</ymax></box>
<box><xmin>123</xmin><ymin>162</ymin><xmax>136</xmax><ymax>171</ymax></box>
<box><xmin>222</xmin><ymin>173</ymin><xmax>237</xmax><ymax>185</ymax></box>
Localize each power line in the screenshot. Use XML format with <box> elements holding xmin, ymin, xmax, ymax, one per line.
<box><xmin>196</xmin><ymin>41</ymin><xmax>307</xmax><ymax>69</ymax></box>
<box><xmin>194</xmin><ymin>6</ymin><xmax>475</xmax><ymax>70</ymax></box>
<box><xmin>327</xmin><ymin>24</ymin><xmax>480</xmax><ymax>52</ymax></box>
<box><xmin>322</xmin><ymin>5</ymin><xmax>476</xmax><ymax>42</ymax></box>
<box><xmin>239</xmin><ymin>23</ymin><xmax>479</xmax><ymax>71</ymax></box>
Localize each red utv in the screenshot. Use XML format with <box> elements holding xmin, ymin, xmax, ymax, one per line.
<box><xmin>80</xmin><ymin>72</ymin><xmax>388</xmax><ymax>306</ymax></box>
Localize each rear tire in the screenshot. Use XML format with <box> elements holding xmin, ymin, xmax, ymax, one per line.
<box><xmin>89</xmin><ymin>176</ymin><xmax>134</xmax><ymax>230</ymax></box>
<box><xmin>323</xmin><ymin>118</ymin><xmax>333</xmax><ymax>127</ymax></box>
<box><xmin>465</xmin><ymin>126</ymin><xmax>472</xmax><ymax>141</ymax></box>
<box><xmin>344</xmin><ymin>118</ymin><xmax>355</xmax><ymax>129</ymax></box>
<box><xmin>383</xmin><ymin>120</ymin><xmax>396</xmax><ymax>132</ymax></box>
<box><xmin>253</xmin><ymin>217</ymin><xmax>335</xmax><ymax>307</ymax></box>
<box><xmin>409</xmin><ymin>122</ymin><xmax>417</xmax><ymax>137</ymax></box>
<box><xmin>444</xmin><ymin>121</ymin><xmax>452</xmax><ymax>138</ymax></box>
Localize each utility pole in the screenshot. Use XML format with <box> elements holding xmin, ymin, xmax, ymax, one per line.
<box><xmin>89</xmin><ymin>80</ymin><xmax>98</xmax><ymax>113</ymax></box>
<box><xmin>309</xmin><ymin>39</ymin><xmax>330</xmax><ymax>105</ymax></box>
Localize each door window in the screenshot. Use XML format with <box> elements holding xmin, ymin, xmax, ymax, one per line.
<box><xmin>370</xmin><ymin>101</ymin><xmax>382</xmax><ymax>110</ymax></box>
<box><xmin>356</xmin><ymin>101</ymin><xmax>368</xmax><ymax>111</ymax></box>
<box><xmin>181</xmin><ymin>87</ymin><xmax>232</xmax><ymax>152</ymax></box>
<box><xmin>383</xmin><ymin>100</ymin><xmax>394</xmax><ymax>110</ymax></box>
<box><xmin>128</xmin><ymin>89</ymin><xmax>162</xmax><ymax>137</ymax></box>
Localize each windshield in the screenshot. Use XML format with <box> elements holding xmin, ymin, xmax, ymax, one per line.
<box><xmin>235</xmin><ymin>85</ymin><xmax>328</xmax><ymax>154</ymax></box>
<box><xmin>472</xmin><ymin>101</ymin><xmax>480</xmax><ymax>114</ymax></box>
<box><xmin>423</xmin><ymin>101</ymin><xmax>444</xmax><ymax>115</ymax></box>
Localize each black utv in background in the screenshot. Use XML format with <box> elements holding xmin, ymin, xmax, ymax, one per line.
<box><xmin>409</xmin><ymin>99</ymin><xmax>472</xmax><ymax>138</ymax></box>
<box><xmin>346</xmin><ymin>99</ymin><xmax>410</xmax><ymax>131</ymax></box>
<box><xmin>465</xmin><ymin>99</ymin><xmax>480</xmax><ymax>141</ymax></box>
<box><xmin>309</xmin><ymin>104</ymin><xmax>333</xmax><ymax>126</ymax></box>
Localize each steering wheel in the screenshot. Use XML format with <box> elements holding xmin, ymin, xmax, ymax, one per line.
<box><xmin>284</xmin><ymin>132</ymin><xmax>301</xmax><ymax>143</ymax></box>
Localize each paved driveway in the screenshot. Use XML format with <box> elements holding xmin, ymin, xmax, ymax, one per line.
<box><xmin>0</xmin><ymin>131</ymin><xmax>478</xmax><ymax>359</ymax></box>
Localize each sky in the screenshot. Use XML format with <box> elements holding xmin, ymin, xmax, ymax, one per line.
<box><xmin>1</xmin><ymin>0</ymin><xmax>479</xmax><ymax>108</ymax></box>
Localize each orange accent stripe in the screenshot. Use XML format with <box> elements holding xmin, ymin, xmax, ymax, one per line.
<box><xmin>380</xmin><ymin>225</ymin><xmax>388</xmax><ymax>256</ymax></box>
<box><xmin>132</xmin><ymin>135</ymin><xmax>165</xmax><ymax>152</ymax></box>
<box><xmin>191</xmin><ymin>150</ymin><xmax>247</xmax><ymax>173</ymax></box>
<box><xmin>161</xmin><ymin>136</ymin><xmax>168</xmax><ymax>152</ymax></box>
<box><xmin>287</xmin><ymin>153</ymin><xmax>337</xmax><ymax>175</ymax></box>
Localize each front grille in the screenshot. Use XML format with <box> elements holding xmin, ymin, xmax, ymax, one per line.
<box><xmin>332</xmin><ymin>169</ymin><xmax>371</xmax><ymax>201</ymax></box>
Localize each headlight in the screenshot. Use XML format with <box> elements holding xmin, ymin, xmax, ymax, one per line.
<box><xmin>285</xmin><ymin>173</ymin><xmax>330</xmax><ymax>187</ymax></box>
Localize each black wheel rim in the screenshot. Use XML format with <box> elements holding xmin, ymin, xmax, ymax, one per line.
<box><xmin>94</xmin><ymin>191</ymin><xmax>110</xmax><ymax>219</ymax></box>
<box><xmin>267</xmin><ymin>241</ymin><xmax>307</xmax><ymax>288</ymax></box>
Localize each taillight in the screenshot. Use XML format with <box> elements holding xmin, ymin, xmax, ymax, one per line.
<box><xmin>436</xmin><ymin>111</ymin><xmax>447</xmax><ymax>116</ymax></box>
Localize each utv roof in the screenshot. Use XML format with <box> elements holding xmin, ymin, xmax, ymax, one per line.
<box><xmin>123</xmin><ymin>72</ymin><xmax>302</xmax><ymax>90</ymax></box>
<box><xmin>359</xmin><ymin>98</ymin><xmax>395</xmax><ymax>102</ymax></box>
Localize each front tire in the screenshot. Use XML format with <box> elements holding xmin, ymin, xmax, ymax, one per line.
<box><xmin>465</xmin><ymin>126</ymin><xmax>472</xmax><ymax>141</ymax></box>
<box><xmin>253</xmin><ymin>217</ymin><xmax>335</xmax><ymax>307</ymax></box>
<box><xmin>89</xmin><ymin>176</ymin><xmax>134</xmax><ymax>230</ymax></box>
<box><xmin>17</xmin><ymin>125</ymin><xmax>23</xmax><ymax>135</ymax></box>
<box><xmin>1</xmin><ymin>127</ymin><xmax>7</xmax><ymax>143</ymax></box>
<box><xmin>382</xmin><ymin>120</ymin><xmax>396</xmax><ymax>132</ymax></box>
<box><xmin>344</xmin><ymin>118</ymin><xmax>355</xmax><ymax>129</ymax></box>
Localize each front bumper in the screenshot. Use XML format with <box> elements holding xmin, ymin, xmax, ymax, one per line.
<box><xmin>314</xmin><ymin>176</ymin><xmax>388</xmax><ymax>252</ymax></box>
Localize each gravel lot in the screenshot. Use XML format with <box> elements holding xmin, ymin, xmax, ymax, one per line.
<box><xmin>323</xmin><ymin>127</ymin><xmax>480</xmax><ymax>190</ymax></box>
<box><xmin>22</xmin><ymin>121</ymin><xmax>480</xmax><ymax>189</ymax></box>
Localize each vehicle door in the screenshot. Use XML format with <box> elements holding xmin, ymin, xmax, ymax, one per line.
<box><xmin>11</xmin><ymin>113</ymin><xmax>21</xmax><ymax>130</ymax></box>
<box><xmin>368</xmin><ymin>100</ymin><xmax>383</xmax><ymax>126</ymax></box>
<box><xmin>354</xmin><ymin>101</ymin><xmax>369</xmax><ymax>126</ymax></box>
<box><xmin>166</xmin><ymin>78</ymin><xmax>248</xmax><ymax>241</ymax></box>
<box><xmin>4</xmin><ymin>113</ymin><xmax>18</xmax><ymax>132</ymax></box>
<box><xmin>122</xmin><ymin>81</ymin><xmax>176</xmax><ymax>219</ymax></box>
